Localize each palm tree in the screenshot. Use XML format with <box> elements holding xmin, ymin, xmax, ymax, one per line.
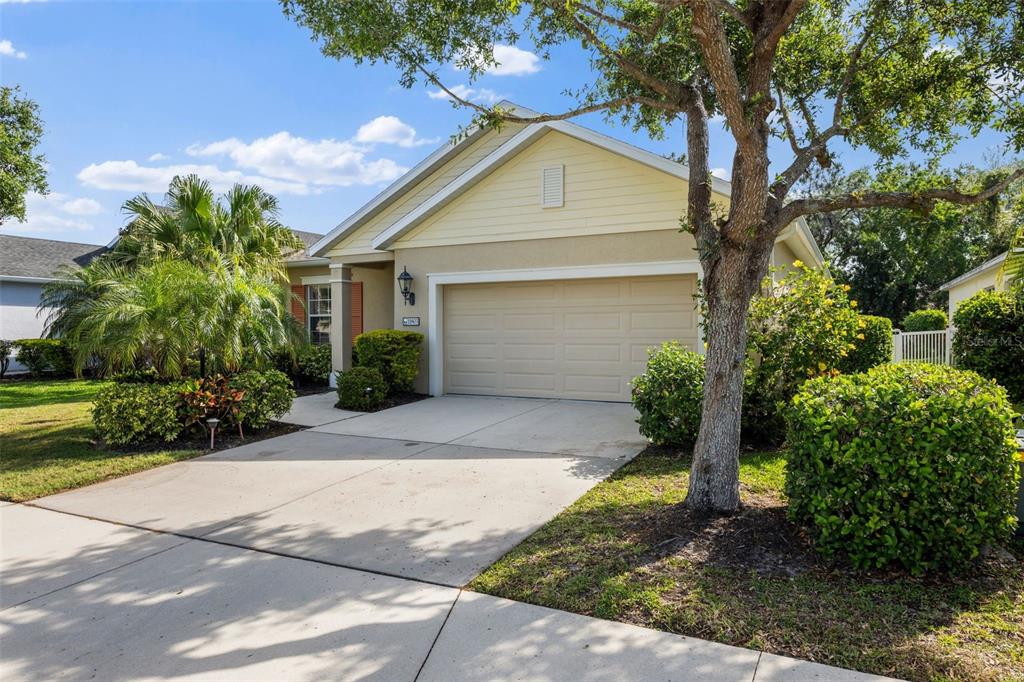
<box><xmin>42</xmin><ymin>175</ymin><xmax>306</xmax><ymax>377</ymax></box>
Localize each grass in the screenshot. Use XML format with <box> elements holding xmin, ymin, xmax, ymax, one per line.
<box><xmin>0</xmin><ymin>378</ymin><xmax>202</xmax><ymax>502</ymax></box>
<box><xmin>471</xmin><ymin>449</ymin><xmax>1024</xmax><ymax>682</ymax></box>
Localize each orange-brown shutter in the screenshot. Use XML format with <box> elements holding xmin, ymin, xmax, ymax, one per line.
<box><xmin>290</xmin><ymin>285</ymin><xmax>305</xmax><ymax>323</ymax></box>
<box><xmin>351</xmin><ymin>281</ymin><xmax>364</xmax><ymax>342</ymax></box>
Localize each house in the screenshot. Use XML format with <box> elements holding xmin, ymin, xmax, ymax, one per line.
<box><xmin>310</xmin><ymin>102</ymin><xmax>824</xmax><ymax>401</ymax></box>
<box><xmin>0</xmin><ymin>235</ymin><xmax>108</xmax><ymax>370</ymax></box>
<box><xmin>939</xmin><ymin>252</ymin><xmax>1010</xmax><ymax>321</ymax></box>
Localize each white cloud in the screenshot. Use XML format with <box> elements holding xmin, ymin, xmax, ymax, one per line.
<box><xmin>711</xmin><ymin>167</ymin><xmax>730</xmax><ymax>180</ymax></box>
<box><xmin>354</xmin><ymin>116</ymin><xmax>436</xmax><ymax>148</ymax></box>
<box><xmin>78</xmin><ymin>160</ymin><xmax>314</xmax><ymax>195</ymax></box>
<box><xmin>147</xmin><ymin>152</ymin><xmax>169</xmax><ymax>162</ymax></box>
<box><xmin>427</xmin><ymin>83</ymin><xmax>503</xmax><ymax>105</ymax></box>
<box><xmin>10</xmin><ymin>192</ymin><xmax>102</xmax><ymax>236</ymax></box>
<box><xmin>185</xmin><ymin>130</ymin><xmax>409</xmax><ymax>188</ymax></box>
<box><xmin>0</xmin><ymin>40</ymin><xmax>27</xmax><ymax>60</ymax></box>
<box><xmin>484</xmin><ymin>45</ymin><xmax>540</xmax><ymax>76</ymax></box>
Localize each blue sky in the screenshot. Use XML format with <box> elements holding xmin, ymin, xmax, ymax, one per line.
<box><xmin>1</xmin><ymin>0</ymin><xmax>1016</xmax><ymax>246</ymax></box>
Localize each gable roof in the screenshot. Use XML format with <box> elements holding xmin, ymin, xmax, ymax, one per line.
<box><xmin>939</xmin><ymin>252</ymin><xmax>1007</xmax><ymax>291</ymax></box>
<box><xmin>371</xmin><ymin>118</ymin><xmax>732</xmax><ymax>251</ymax></box>
<box><xmin>0</xmin><ymin>234</ymin><xmax>108</xmax><ymax>281</ymax></box>
<box><xmin>309</xmin><ymin>101</ymin><xmax>540</xmax><ymax>257</ymax></box>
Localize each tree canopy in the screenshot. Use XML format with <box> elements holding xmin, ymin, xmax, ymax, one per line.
<box><xmin>0</xmin><ymin>85</ymin><xmax>48</xmax><ymax>224</ymax></box>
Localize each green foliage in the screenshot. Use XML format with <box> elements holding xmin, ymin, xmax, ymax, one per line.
<box><xmin>229</xmin><ymin>369</ymin><xmax>295</xmax><ymax>430</ymax></box>
<box><xmin>109</xmin><ymin>367</ymin><xmax>164</xmax><ymax>384</ymax></box>
<box><xmin>744</xmin><ymin>264</ymin><xmax>861</xmax><ymax>440</ymax></box>
<box><xmin>92</xmin><ymin>382</ymin><xmax>184</xmax><ymax>446</ymax></box>
<box><xmin>336</xmin><ymin>366</ymin><xmax>387</xmax><ymax>411</ymax></box>
<box><xmin>0</xmin><ymin>86</ymin><xmax>48</xmax><ymax>224</ymax></box>
<box><xmin>296</xmin><ymin>344</ymin><xmax>332</xmax><ymax>385</ymax></box>
<box><xmin>14</xmin><ymin>339</ymin><xmax>73</xmax><ymax>377</ymax></box>
<box><xmin>840</xmin><ymin>315</ymin><xmax>893</xmax><ymax>373</ymax></box>
<box><xmin>0</xmin><ymin>339</ymin><xmax>14</xmax><ymax>378</ymax></box>
<box><xmin>40</xmin><ymin>175</ymin><xmax>306</xmax><ymax>379</ymax></box>
<box><xmin>179</xmin><ymin>375</ymin><xmax>246</xmax><ymax>432</ymax></box>
<box><xmin>902</xmin><ymin>309</ymin><xmax>948</xmax><ymax>332</ymax></box>
<box><xmin>353</xmin><ymin>329</ymin><xmax>423</xmax><ymax>394</ymax></box>
<box><xmin>786</xmin><ymin>363</ymin><xmax>1019</xmax><ymax>574</ymax></box>
<box><xmin>952</xmin><ymin>288</ymin><xmax>1024</xmax><ymax>402</ymax></box>
<box><xmin>806</xmin><ymin>164</ymin><xmax>1019</xmax><ymax>320</ymax></box>
<box><xmin>631</xmin><ymin>342</ymin><xmax>704</xmax><ymax>447</ymax></box>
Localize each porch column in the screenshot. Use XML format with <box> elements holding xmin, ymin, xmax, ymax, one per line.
<box><xmin>329</xmin><ymin>265</ymin><xmax>352</xmax><ymax>386</ymax></box>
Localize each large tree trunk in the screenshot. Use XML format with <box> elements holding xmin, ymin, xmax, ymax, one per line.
<box><xmin>684</xmin><ymin>239</ymin><xmax>773</xmax><ymax>513</ymax></box>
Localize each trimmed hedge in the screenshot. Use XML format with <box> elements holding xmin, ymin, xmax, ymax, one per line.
<box><xmin>296</xmin><ymin>344</ymin><xmax>332</xmax><ymax>385</ymax></box>
<box><xmin>92</xmin><ymin>382</ymin><xmax>184</xmax><ymax>446</ymax></box>
<box><xmin>786</xmin><ymin>363</ymin><xmax>1018</xmax><ymax>574</ymax></box>
<box><xmin>952</xmin><ymin>288</ymin><xmax>1024</xmax><ymax>403</ymax></box>
<box><xmin>353</xmin><ymin>329</ymin><xmax>423</xmax><ymax>394</ymax></box>
<box><xmin>14</xmin><ymin>338</ymin><xmax>74</xmax><ymax>377</ymax></box>
<box><xmin>336</xmin><ymin>366</ymin><xmax>388</xmax><ymax>411</ymax></box>
<box><xmin>902</xmin><ymin>308</ymin><xmax>947</xmax><ymax>332</ymax></box>
<box><xmin>631</xmin><ymin>342</ymin><xmax>705</xmax><ymax>446</ymax></box>
<box><xmin>230</xmin><ymin>369</ymin><xmax>295</xmax><ymax>430</ymax></box>
<box><xmin>840</xmin><ymin>315</ymin><xmax>893</xmax><ymax>373</ymax></box>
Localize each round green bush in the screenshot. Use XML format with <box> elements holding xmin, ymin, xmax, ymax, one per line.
<box><xmin>631</xmin><ymin>342</ymin><xmax>705</xmax><ymax>446</ymax></box>
<box><xmin>840</xmin><ymin>315</ymin><xmax>893</xmax><ymax>373</ymax></box>
<box><xmin>902</xmin><ymin>308</ymin><xmax>948</xmax><ymax>331</ymax></box>
<box><xmin>336</xmin><ymin>366</ymin><xmax>388</xmax><ymax>411</ymax></box>
<box><xmin>786</xmin><ymin>363</ymin><xmax>1019</xmax><ymax>574</ymax></box>
<box><xmin>92</xmin><ymin>382</ymin><xmax>184</xmax><ymax>446</ymax></box>
<box><xmin>230</xmin><ymin>369</ymin><xmax>296</xmax><ymax>430</ymax></box>
<box><xmin>952</xmin><ymin>288</ymin><xmax>1024</xmax><ymax>403</ymax></box>
<box><xmin>353</xmin><ymin>329</ymin><xmax>423</xmax><ymax>394</ymax></box>
<box><xmin>297</xmin><ymin>344</ymin><xmax>332</xmax><ymax>385</ymax></box>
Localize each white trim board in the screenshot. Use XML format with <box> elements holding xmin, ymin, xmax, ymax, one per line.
<box><xmin>425</xmin><ymin>260</ymin><xmax>704</xmax><ymax>396</ymax></box>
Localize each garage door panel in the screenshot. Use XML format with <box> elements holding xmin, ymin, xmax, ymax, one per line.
<box><xmin>444</xmin><ymin>275</ymin><xmax>698</xmax><ymax>401</ymax></box>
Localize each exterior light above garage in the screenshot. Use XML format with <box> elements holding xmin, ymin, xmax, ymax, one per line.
<box><xmin>397</xmin><ymin>266</ymin><xmax>415</xmax><ymax>306</ymax></box>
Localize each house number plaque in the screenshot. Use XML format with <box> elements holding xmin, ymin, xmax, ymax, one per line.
<box><xmin>402</xmin><ymin>317</ymin><xmax>420</xmax><ymax>327</ymax></box>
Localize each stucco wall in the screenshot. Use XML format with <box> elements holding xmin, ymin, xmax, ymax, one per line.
<box><xmin>352</xmin><ymin>263</ymin><xmax>394</xmax><ymax>333</ymax></box>
<box><xmin>947</xmin><ymin>267</ymin><xmax>1001</xmax><ymax>320</ymax></box>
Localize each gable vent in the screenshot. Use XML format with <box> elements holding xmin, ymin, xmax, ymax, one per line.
<box><xmin>541</xmin><ymin>165</ymin><xmax>564</xmax><ymax>208</ymax></box>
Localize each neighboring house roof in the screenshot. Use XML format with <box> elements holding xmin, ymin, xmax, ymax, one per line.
<box><xmin>0</xmin><ymin>234</ymin><xmax>108</xmax><ymax>282</ymax></box>
<box><xmin>313</xmin><ymin>101</ymin><xmax>824</xmax><ymax>268</ymax></box>
<box><xmin>284</xmin><ymin>229</ymin><xmax>329</xmax><ymax>265</ymax></box>
<box><xmin>938</xmin><ymin>252</ymin><xmax>1007</xmax><ymax>291</ymax></box>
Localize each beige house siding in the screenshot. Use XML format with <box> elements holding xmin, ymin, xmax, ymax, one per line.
<box><xmin>393</xmin><ymin>230</ymin><xmax>701</xmax><ymax>393</ymax></box>
<box><xmin>286</xmin><ymin>264</ymin><xmax>331</xmax><ymax>287</ymax></box>
<box><xmin>394</xmin><ymin>130</ymin><xmax>726</xmax><ymax>250</ymax></box>
<box><xmin>326</xmin><ymin>124</ymin><xmax>526</xmax><ymax>258</ymax></box>
<box><xmin>947</xmin><ymin>267</ymin><xmax>1000</xmax><ymax>320</ymax></box>
<box><xmin>351</xmin><ymin>263</ymin><xmax>394</xmax><ymax>334</ymax></box>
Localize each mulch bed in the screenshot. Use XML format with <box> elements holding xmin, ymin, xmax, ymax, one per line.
<box><xmin>339</xmin><ymin>392</ymin><xmax>431</xmax><ymax>413</ymax></box>
<box><xmin>102</xmin><ymin>420</ymin><xmax>303</xmax><ymax>455</ymax></box>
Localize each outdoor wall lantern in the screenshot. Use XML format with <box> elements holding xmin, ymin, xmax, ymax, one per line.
<box><xmin>397</xmin><ymin>266</ymin><xmax>416</xmax><ymax>306</ymax></box>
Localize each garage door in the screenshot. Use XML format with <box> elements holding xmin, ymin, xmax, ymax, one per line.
<box><xmin>443</xmin><ymin>275</ymin><xmax>698</xmax><ymax>401</ymax></box>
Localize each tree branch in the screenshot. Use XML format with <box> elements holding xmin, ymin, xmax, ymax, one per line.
<box><xmin>774</xmin><ymin>85</ymin><xmax>803</xmax><ymax>155</ymax></box>
<box><xmin>775</xmin><ymin>166</ymin><xmax>1024</xmax><ymax>228</ymax></box>
<box><xmin>689</xmin><ymin>1</ymin><xmax>753</xmax><ymax>142</ymax></box>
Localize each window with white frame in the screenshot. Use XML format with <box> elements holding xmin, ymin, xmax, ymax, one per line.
<box><xmin>306</xmin><ymin>284</ymin><xmax>331</xmax><ymax>345</ymax></box>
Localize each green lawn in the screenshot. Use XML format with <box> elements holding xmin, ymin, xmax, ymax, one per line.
<box><xmin>471</xmin><ymin>449</ymin><xmax>1024</xmax><ymax>682</ymax></box>
<box><xmin>0</xmin><ymin>379</ymin><xmax>201</xmax><ymax>502</ymax></box>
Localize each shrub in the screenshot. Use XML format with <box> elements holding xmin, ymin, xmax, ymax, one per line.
<box><xmin>109</xmin><ymin>367</ymin><xmax>164</xmax><ymax>384</ymax></box>
<box><xmin>179</xmin><ymin>375</ymin><xmax>246</xmax><ymax>434</ymax></box>
<box><xmin>631</xmin><ymin>342</ymin><xmax>704</xmax><ymax>446</ymax></box>
<box><xmin>336</xmin><ymin>366</ymin><xmax>388</xmax><ymax>411</ymax></box>
<box><xmin>744</xmin><ymin>264</ymin><xmax>861</xmax><ymax>440</ymax></box>
<box><xmin>786</xmin><ymin>363</ymin><xmax>1019</xmax><ymax>574</ymax></box>
<box><xmin>353</xmin><ymin>329</ymin><xmax>423</xmax><ymax>393</ymax></box>
<box><xmin>902</xmin><ymin>308</ymin><xmax>948</xmax><ymax>331</ymax></box>
<box><xmin>229</xmin><ymin>369</ymin><xmax>295</xmax><ymax>430</ymax></box>
<box><xmin>296</xmin><ymin>344</ymin><xmax>332</xmax><ymax>385</ymax></box>
<box><xmin>92</xmin><ymin>382</ymin><xmax>184</xmax><ymax>446</ymax></box>
<box><xmin>0</xmin><ymin>339</ymin><xmax>13</xmax><ymax>378</ymax></box>
<box><xmin>840</xmin><ymin>315</ymin><xmax>893</xmax><ymax>373</ymax></box>
<box><xmin>14</xmin><ymin>338</ymin><xmax>74</xmax><ymax>377</ymax></box>
<box><xmin>952</xmin><ymin>288</ymin><xmax>1024</xmax><ymax>403</ymax></box>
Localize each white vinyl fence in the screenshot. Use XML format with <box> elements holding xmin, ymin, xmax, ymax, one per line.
<box><xmin>892</xmin><ymin>329</ymin><xmax>951</xmax><ymax>364</ymax></box>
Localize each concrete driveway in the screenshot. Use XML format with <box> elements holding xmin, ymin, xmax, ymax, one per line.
<box><xmin>2</xmin><ymin>396</ymin><xmax>890</xmax><ymax>681</ymax></box>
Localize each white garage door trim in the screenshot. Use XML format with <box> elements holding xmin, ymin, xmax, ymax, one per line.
<box><xmin>426</xmin><ymin>260</ymin><xmax>703</xmax><ymax>397</ymax></box>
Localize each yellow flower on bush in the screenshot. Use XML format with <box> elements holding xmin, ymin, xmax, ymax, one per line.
<box><xmin>850</xmin><ymin>300</ymin><xmax>858</xmax><ymax>308</ymax></box>
<box><xmin>857</xmin><ymin>333</ymin><xmax>865</xmax><ymax>340</ymax></box>
<box><xmin>793</xmin><ymin>259</ymin><xmax>804</xmax><ymax>268</ymax></box>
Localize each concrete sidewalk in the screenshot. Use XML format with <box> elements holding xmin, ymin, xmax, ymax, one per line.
<box><xmin>1</xmin><ymin>505</ymin><xmax>895</xmax><ymax>682</ymax></box>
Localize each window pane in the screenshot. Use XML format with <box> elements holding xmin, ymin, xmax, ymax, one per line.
<box><xmin>309</xmin><ymin>315</ymin><xmax>331</xmax><ymax>345</ymax></box>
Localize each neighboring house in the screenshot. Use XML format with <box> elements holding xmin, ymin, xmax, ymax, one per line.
<box><xmin>939</xmin><ymin>251</ymin><xmax>1009</xmax><ymax>321</ymax></box>
<box><xmin>311</xmin><ymin>101</ymin><xmax>824</xmax><ymax>401</ymax></box>
<box><xmin>0</xmin><ymin>235</ymin><xmax>108</xmax><ymax>370</ymax></box>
